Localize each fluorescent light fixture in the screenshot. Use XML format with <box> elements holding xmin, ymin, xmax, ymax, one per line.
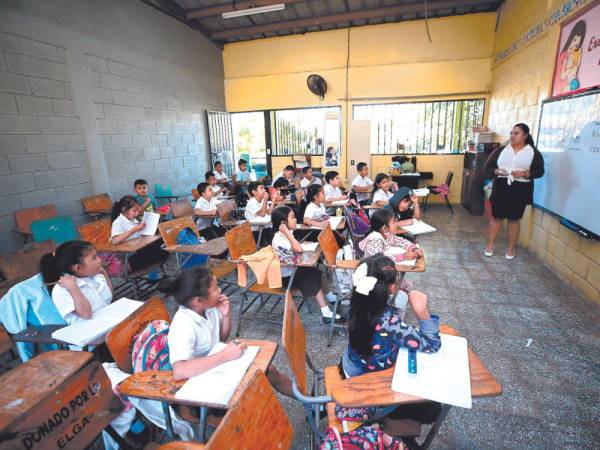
<box><xmin>222</xmin><ymin>3</ymin><xmax>285</xmax><ymax>19</ymax></box>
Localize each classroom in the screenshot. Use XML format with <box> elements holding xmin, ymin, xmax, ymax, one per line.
<box><xmin>0</xmin><ymin>0</ymin><xmax>599</xmax><ymax>449</ymax></box>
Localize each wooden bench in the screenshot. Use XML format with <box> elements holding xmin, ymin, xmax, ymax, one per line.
<box><xmin>156</xmin><ymin>371</ymin><xmax>293</xmax><ymax>450</ymax></box>
<box><xmin>0</xmin><ymin>350</ymin><xmax>124</xmax><ymax>450</ymax></box>
<box><xmin>14</xmin><ymin>205</ymin><xmax>57</xmax><ymax>242</ymax></box>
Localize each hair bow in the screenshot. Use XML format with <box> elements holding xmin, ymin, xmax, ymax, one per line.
<box><xmin>352</xmin><ymin>263</ymin><xmax>378</xmax><ymax>296</ymax></box>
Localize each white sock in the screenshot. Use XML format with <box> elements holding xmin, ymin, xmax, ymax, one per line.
<box><xmin>320</xmin><ymin>306</ymin><xmax>340</xmax><ymax>319</ymax></box>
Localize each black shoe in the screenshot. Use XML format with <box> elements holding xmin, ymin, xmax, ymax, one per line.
<box><xmin>322</xmin><ymin>315</ymin><xmax>346</xmax><ymax>325</ymax></box>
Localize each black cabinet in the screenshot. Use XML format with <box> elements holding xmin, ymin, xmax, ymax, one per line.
<box><xmin>461</xmin><ymin>145</ymin><xmax>498</xmax><ymax>215</ymax></box>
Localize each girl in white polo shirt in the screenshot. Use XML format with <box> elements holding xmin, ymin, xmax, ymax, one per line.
<box><xmin>167</xmin><ymin>267</ymin><xmax>293</xmax><ymax>395</ymax></box>
<box><xmin>41</xmin><ymin>240</ymin><xmax>112</xmax><ymax>323</ymax></box>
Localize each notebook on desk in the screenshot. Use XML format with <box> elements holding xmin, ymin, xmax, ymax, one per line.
<box><xmin>51</xmin><ymin>298</ymin><xmax>143</xmax><ymax>347</ymax></box>
<box><xmin>384</xmin><ymin>247</ymin><xmax>416</xmax><ymax>266</ymax></box>
<box><xmin>391</xmin><ymin>334</ymin><xmax>472</xmax><ymax>408</ymax></box>
<box><xmin>175</xmin><ymin>343</ymin><xmax>260</xmax><ymax>406</ymax></box>
<box><xmin>312</xmin><ymin>216</ymin><xmax>344</xmax><ymax>230</ymax></box>
<box><xmin>401</xmin><ymin>219</ymin><xmax>436</xmax><ymax>235</ymax></box>
<box><xmin>249</xmin><ymin>215</ymin><xmax>271</xmax><ymax>225</ymax></box>
<box><xmin>301</xmin><ymin>242</ymin><xmax>318</xmax><ymax>252</ymax></box>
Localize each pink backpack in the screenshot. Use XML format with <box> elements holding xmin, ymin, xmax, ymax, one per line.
<box><xmin>131</xmin><ymin>320</ymin><xmax>172</xmax><ymax>373</ymax></box>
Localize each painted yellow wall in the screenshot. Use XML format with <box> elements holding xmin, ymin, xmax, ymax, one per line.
<box><xmin>223</xmin><ymin>12</ymin><xmax>496</xmax><ymax>184</ymax></box>
<box><xmin>488</xmin><ymin>0</ymin><xmax>600</xmax><ymax>303</ymax></box>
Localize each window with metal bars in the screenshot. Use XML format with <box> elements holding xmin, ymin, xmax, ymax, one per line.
<box><xmin>206</xmin><ymin>110</ymin><xmax>235</xmax><ymax>175</ymax></box>
<box><xmin>353</xmin><ymin>99</ymin><xmax>485</xmax><ymax>154</ymax></box>
<box><xmin>272</xmin><ymin>106</ymin><xmax>341</xmax><ymax>156</ymax></box>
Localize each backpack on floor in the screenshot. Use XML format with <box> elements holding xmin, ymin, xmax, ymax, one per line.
<box><xmin>177</xmin><ymin>227</ymin><xmax>209</xmax><ymax>268</ymax></box>
<box><xmin>131</xmin><ymin>320</ymin><xmax>172</xmax><ymax>373</ymax></box>
<box><xmin>321</xmin><ymin>424</ymin><xmax>406</xmax><ymax>450</ymax></box>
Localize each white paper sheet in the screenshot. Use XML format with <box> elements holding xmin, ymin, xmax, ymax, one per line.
<box><xmin>51</xmin><ymin>298</ymin><xmax>143</xmax><ymax>346</ymax></box>
<box><xmin>412</xmin><ymin>188</ymin><xmax>430</xmax><ymax>197</ymax></box>
<box><xmin>175</xmin><ymin>343</ymin><xmax>260</xmax><ymax>406</ymax></box>
<box><xmin>401</xmin><ymin>219</ymin><xmax>437</xmax><ymax>235</ymax></box>
<box><xmin>391</xmin><ymin>334</ymin><xmax>472</xmax><ymax>409</ymax></box>
<box><xmin>249</xmin><ymin>215</ymin><xmax>271</xmax><ymax>224</ymax></box>
<box><xmin>328</xmin><ymin>199</ymin><xmax>349</xmax><ymax>207</ymax></box>
<box><xmin>141</xmin><ymin>211</ymin><xmax>160</xmax><ymax>236</ymax></box>
<box><xmin>312</xmin><ymin>216</ymin><xmax>344</xmax><ymax>230</ymax></box>
<box><xmin>301</xmin><ymin>242</ymin><xmax>318</xmax><ymax>252</ymax></box>
<box><xmin>384</xmin><ymin>247</ymin><xmax>416</xmax><ymax>267</ymax></box>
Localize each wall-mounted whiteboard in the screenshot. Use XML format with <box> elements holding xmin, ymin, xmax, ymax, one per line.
<box><xmin>534</xmin><ymin>90</ymin><xmax>600</xmax><ymax>236</ymax></box>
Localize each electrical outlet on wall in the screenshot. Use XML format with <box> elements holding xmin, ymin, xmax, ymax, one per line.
<box><xmin>351</xmin><ymin>160</ymin><xmax>355</xmax><ymax>165</ymax></box>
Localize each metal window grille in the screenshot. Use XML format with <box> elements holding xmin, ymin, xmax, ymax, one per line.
<box><xmin>206</xmin><ymin>110</ymin><xmax>235</xmax><ymax>175</ymax></box>
<box><xmin>353</xmin><ymin>99</ymin><xmax>485</xmax><ymax>154</ymax></box>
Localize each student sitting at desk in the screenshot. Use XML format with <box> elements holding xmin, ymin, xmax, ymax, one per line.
<box><xmin>236</xmin><ymin>158</ymin><xmax>251</xmax><ymax>183</ymax></box>
<box><xmin>194</xmin><ymin>182</ymin><xmax>224</xmax><ymax>241</ymax></box>
<box><xmin>359</xmin><ymin>209</ymin><xmax>428</xmax><ymax>319</ymax></box>
<box><xmin>272</xmin><ymin>176</ymin><xmax>304</xmax><ymax>207</ymax></box>
<box><xmin>205</xmin><ymin>171</ymin><xmax>228</xmax><ymax>199</ymax></box>
<box><xmin>342</xmin><ymin>254</ymin><xmax>441</xmax><ymax>424</ymax></box>
<box><xmin>385</xmin><ymin>186</ymin><xmax>422</xmax><ymax>227</ymax></box>
<box><xmin>271</xmin><ymin>207</ymin><xmax>344</xmax><ymax>324</ymax></box>
<box><xmin>300</xmin><ymin>166</ymin><xmax>322</xmax><ymax>188</ymax></box>
<box><xmin>245</xmin><ymin>181</ymin><xmax>279</xmax><ymax>246</ymax></box>
<box><xmin>302</xmin><ymin>184</ymin><xmax>329</xmax><ymax>228</ymax></box>
<box><xmin>167</xmin><ymin>267</ymin><xmax>293</xmax><ymax>396</ymax></box>
<box><xmin>272</xmin><ymin>165</ymin><xmax>295</xmax><ymax>187</ymax></box>
<box><xmin>41</xmin><ymin>240</ymin><xmax>112</xmax><ymax>323</ymax></box>
<box><xmin>111</xmin><ymin>196</ymin><xmax>169</xmax><ymax>272</ymax></box>
<box><xmin>133</xmin><ymin>178</ymin><xmax>158</xmax><ymax>213</ymax></box>
<box><xmin>213</xmin><ymin>161</ymin><xmax>229</xmax><ymax>183</ymax></box>
<box><xmin>323</xmin><ymin>170</ymin><xmax>348</xmax><ymax>203</ymax></box>
<box><xmin>370</xmin><ymin>173</ymin><xmax>396</xmax><ymax>212</ymax></box>
<box><xmin>351</xmin><ymin>162</ymin><xmax>373</xmax><ymax>205</ymax></box>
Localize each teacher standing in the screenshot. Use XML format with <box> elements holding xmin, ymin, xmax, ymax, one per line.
<box><xmin>484</xmin><ymin>123</ymin><xmax>545</xmax><ymax>259</ymax></box>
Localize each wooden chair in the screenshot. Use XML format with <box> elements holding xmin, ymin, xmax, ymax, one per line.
<box><xmin>0</xmin><ymin>350</ymin><xmax>129</xmax><ymax>449</ymax></box>
<box><xmin>423</xmin><ymin>170</ymin><xmax>454</xmax><ymax>213</ymax></box>
<box><xmin>79</xmin><ymin>218</ymin><xmax>111</xmax><ymax>246</ymax></box>
<box><xmin>81</xmin><ymin>193</ymin><xmax>113</xmax><ymax>219</ymax></box>
<box><xmin>14</xmin><ymin>205</ymin><xmax>57</xmax><ymax>242</ymax></box>
<box><xmin>0</xmin><ymin>325</ymin><xmax>14</xmax><ymax>364</ymax></box>
<box><xmin>318</xmin><ymin>225</ymin><xmax>358</xmax><ymax>346</ymax></box>
<box><xmin>225</xmin><ymin>222</ymin><xmax>302</xmax><ymax>337</ymax></box>
<box><xmin>31</xmin><ymin>216</ymin><xmax>77</xmax><ymax>245</ymax></box>
<box><xmin>0</xmin><ymin>240</ymin><xmax>56</xmax><ymax>296</ymax></box>
<box><xmin>105</xmin><ymin>296</ymin><xmax>170</xmax><ymax>373</ymax></box>
<box><xmin>158</xmin><ymin>216</ymin><xmax>235</xmax><ymax>288</ymax></box>
<box><xmin>156</xmin><ymin>371</ymin><xmax>293</xmax><ymax>450</ymax></box>
<box><xmin>217</xmin><ymin>199</ymin><xmax>245</xmax><ymax>229</ymax></box>
<box><xmin>171</xmin><ymin>199</ymin><xmax>194</xmax><ymax>218</ymax></box>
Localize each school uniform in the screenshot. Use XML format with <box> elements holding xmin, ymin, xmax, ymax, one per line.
<box><xmin>272</xmin><ymin>171</ymin><xmax>290</xmax><ymax>187</ymax></box>
<box><xmin>52</xmin><ymin>274</ymin><xmax>112</xmax><ymax>324</ymax></box>
<box><xmin>272</xmin><ymin>231</ymin><xmax>321</xmax><ymax>298</ymax></box>
<box><xmin>195</xmin><ymin>197</ymin><xmax>223</xmax><ymax>240</ymax></box>
<box><xmin>168</xmin><ymin>305</ymin><xmax>222</xmax><ymax>364</ymax></box>
<box><xmin>351</xmin><ymin>175</ymin><xmax>374</xmax><ymax>203</ymax></box>
<box><xmin>237</xmin><ymin>170</ymin><xmax>251</xmax><ymax>182</ymax></box>
<box><xmin>484</xmin><ymin>144</ymin><xmax>545</xmax><ymax>220</ymax></box>
<box><xmin>245</xmin><ymin>197</ymin><xmax>272</xmax><ymax>245</ymax></box>
<box><xmin>111</xmin><ymin>214</ymin><xmax>169</xmax><ymax>272</ymax></box>
<box><xmin>214</xmin><ymin>171</ymin><xmax>229</xmax><ymax>182</ymax></box>
<box><xmin>372</xmin><ymin>188</ymin><xmax>393</xmax><ymax>205</ymax></box>
<box><xmin>300</xmin><ymin>177</ymin><xmax>322</xmax><ymax>188</ymax></box>
<box><xmin>209</xmin><ymin>184</ymin><xmax>224</xmax><ymax>199</ymax></box>
<box><xmin>304</xmin><ymin>202</ymin><xmax>328</xmax><ymax>222</ymax></box>
<box><xmin>323</xmin><ymin>184</ymin><xmax>343</xmax><ymax>201</ymax></box>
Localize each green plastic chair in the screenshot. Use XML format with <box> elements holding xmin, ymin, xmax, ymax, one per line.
<box><xmin>155</xmin><ymin>184</ymin><xmax>173</xmax><ymax>197</ymax></box>
<box><xmin>31</xmin><ymin>216</ymin><xmax>77</xmax><ymax>245</ymax></box>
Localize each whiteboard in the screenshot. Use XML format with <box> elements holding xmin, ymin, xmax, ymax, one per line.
<box><xmin>534</xmin><ymin>90</ymin><xmax>600</xmax><ymax>236</ymax></box>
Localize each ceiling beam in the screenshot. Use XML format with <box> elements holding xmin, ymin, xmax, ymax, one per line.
<box><xmin>211</xmin><ymin>0</ymin><xmax>498</xmax><ymax>40</ymax></box>
<box><xmin>187</xmin><ymin>0</ymin><xmax>305</xmax><ymax>20</ymax></box>
<box><xmin>142</xmin><ymin>0</ymin><xmax>223</xmax><ymax>49</ymax></box>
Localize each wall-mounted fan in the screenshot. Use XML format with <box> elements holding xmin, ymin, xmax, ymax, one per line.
<box><xmin>307</xmin><ymin>74</ymin><xmax>327</xmax><ymax>100</ymax></box>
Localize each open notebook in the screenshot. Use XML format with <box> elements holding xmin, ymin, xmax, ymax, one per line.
<box><xmin>141</xmin><ymin>211</ymin><xmax>160</xmax><ymax>236</ymax></box>
<box><xmin>175</xmin><ymin>343</ymin><xmax>260</xmax><ymax>406</ymax></box>
<box><xmin>328</xmin><ymin>199</ymin><xmax>349</xmax><ymax>207</ymax></box>
<box><xmin>300</xmin><ymin>242</ymin><xmax>318</xmax><ymax>252</ymax></box>
<box><xmin>401</xmin><ymin>219</ymin><xmax>436</xmax><ymax>235</ymax></box>
<box><xmin>384</xmin><ymin>247</ymin><xmax>416</xmax><ymax>267</ymax></box>
<box><xmin>412</xmin><ymin>188</ymin><xmax>430</xmax><ymax>197</ymax></box>
<box><xmin>391</xmin><ymin>334</ymin><xmax>472</xmax><ymax>409</ymax></box>
<box><xmin>249</xmin><ymin>215</ymin><xmax>271</xmax><ymax>225</ymax></box>
<box><xmin>51</xmin><ymin>298</ymin><xmax>143</xmax><ymax>347</ymax></box>
<box><xmin>312</xmin><ymin>216</ymin><xmax>344</xmax><ymax>230</ymax></box>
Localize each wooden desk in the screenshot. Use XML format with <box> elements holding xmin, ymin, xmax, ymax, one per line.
<box><xmin>10</xmin><ymin>324</ymin><xmax>104</xmax><ymax>349</ymax></box>
<box><xmin>166</xmin><ymin>236</ymin><xmax>229</xmax><ymax>257</ymax></box>
<box><xmin>328</xmin><ymin>324</ymin><xmax>501</xmax><ymax>448</ymax></box>
<box><xmin>296</xmin><ymin>218</ymin><xmax>346</xmax><ymax>231</ymax></box>
<box><xmin>119</xmin><ymin>339</ymin><xmax>277</xmax><ymax>442</ymax></box>
<box><xmin>94</xmin><ymin>235</ymin><xmax>161</xmax><ymax>253</ymax></box>
<box><xmin>284</xmin><ymin>249</ymin><xmax>321</xmax><ymax>268</ymax></box>
<box><xmin>396</xmin><ymin>253</ymin><xmax>426</xmax><ymax>273</ymax></box>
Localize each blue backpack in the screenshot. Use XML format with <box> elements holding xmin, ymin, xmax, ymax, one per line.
<box><xmin>177</xmin><ymin>227</ymin><xmax>209</xmax><ymax>268</ymax></box>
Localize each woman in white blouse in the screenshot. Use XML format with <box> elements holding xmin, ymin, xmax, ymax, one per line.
<box><xmin>484</xmin><ymin>123</ymin><xmax>545</xmax><ymax>259</ymax></box>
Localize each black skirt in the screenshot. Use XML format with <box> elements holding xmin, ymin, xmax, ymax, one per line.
<box><xmin>491</xmin><ymin>178</ymin><xmax>532</xmax><ymax>220</ymax></box>
<box><xmin>281</xmin><ymin>266</ymin><xmax>322</xmax><ymax>298</ymax></box>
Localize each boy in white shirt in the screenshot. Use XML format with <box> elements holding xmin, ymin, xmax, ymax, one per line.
<box><xmin>213</xmin><ymin>161</ymin><xmax>229</xmax><ymax>182</ymax></box>
<box><xmin>300</xmin><ymin>166</ymin><xmax>322</xmax><ymax>188</ymax></box>
<box><xmin>351</xmin><ymin>162</ymin><xmax>374</xmax><ymax>205</ymax></box>
<box><xmin>272</xmin><ymin>165</ymin><xmax>295</xmax><ymax>187</ymax></box>
<box><xmin>205</xmin><ymin>171</ymin><xmax>228</xmax><ymax>199</ymax></box>
<box><xmin>245</xmin><ymin>181</ymin><xmax>279</xmax><ymax>246</ymax></box>
<box><xmin>194</xmin><ymin>182</ymin><xmax>223</xmax><ymax>240</ymax></box>
<box><xmin>323</xmin><ymin>170</ymin><xmax>347</xmax><ymax>203</ymax></box>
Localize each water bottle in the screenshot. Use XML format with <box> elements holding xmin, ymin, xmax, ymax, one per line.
<box><xmin>336</xmin><ymin>207</ymin><xmax>342</xmax><ymax>217</ymax></box>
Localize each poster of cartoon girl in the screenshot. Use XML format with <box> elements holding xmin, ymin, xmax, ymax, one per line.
<box><xmin>555</xmin><ymin>20</ymin><xmax>586</xmax><ymax>94</ymax></box>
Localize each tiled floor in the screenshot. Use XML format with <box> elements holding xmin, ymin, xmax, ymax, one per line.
<box><xmin>172</xmin><ymin>203</ymin><xmax>600</xmax><ymax>449</ymax></box>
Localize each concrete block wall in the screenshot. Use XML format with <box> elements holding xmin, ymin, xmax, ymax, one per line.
<box><xmin>0</xmin><ymin>33</ymin><xmax>91</xmax><ymax>251</ymax></box>
<box><xmin>0</xmin><ymin>0</ymin><xmax>224</xmax><ymax>254</ymax></box>
<box><xmin>88</xmin><ymin>54</ymin><xmax>210</xmax><ymax>199</ymax></box>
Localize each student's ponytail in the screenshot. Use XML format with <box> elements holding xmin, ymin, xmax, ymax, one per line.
<box><xmin>39</xmin><ymin>240</ymin><xmax>94</xmax><ymax>293</ymax></box>
<box><xmin>306</xmin><ymin>184</ymin><xmax>323</xmax><ymax>203</ymax></box>
<box><xmin>165</xmin><ymin>266</ymin><xmax>214</xmax><ymax>306</ymax></box>
<box><xmin>111</xmin><ymin>195</ymin><xmax>139</xmax><ymax>222</ymax></box>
